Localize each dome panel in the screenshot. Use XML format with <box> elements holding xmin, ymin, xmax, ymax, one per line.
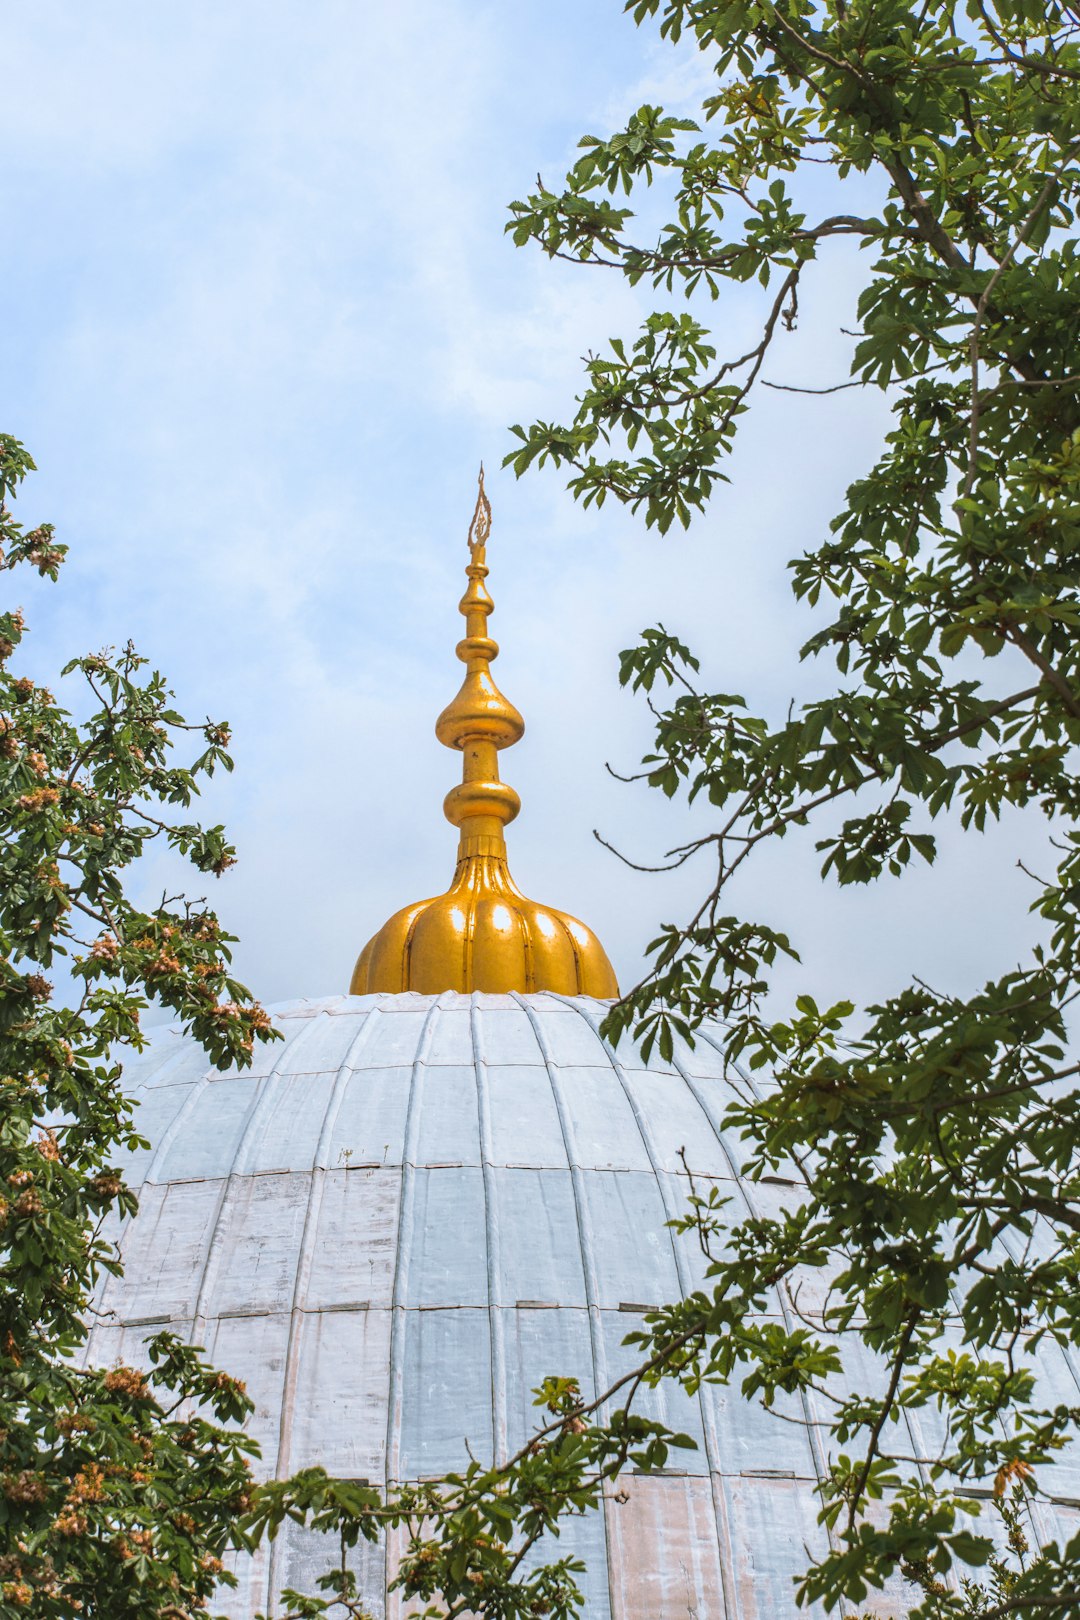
<box><xmin>326</xmin><ymin>1070</ymin><xmax>412</xmax><ymax>1169</ymax></box>
<box><xmin>287</xmin><ymin>1306</ymin><xmax>391</xmax><ymax>1478</ymax></box>
<box><xmin>521</xmin><ymin>1495</ymin><xmax>611</xmax><ymax>1617</ymax></box>
<box><xmin>403</xmin><ymin>1166</ymin><xmax>488</xmax><ymax>1306</ymax></box>
<box><xmin>205</xmin><ymin>1310</ymin><xmax>292</xmax><ymax>1463</ymax></box>
<box><xmin>300</xmin><ymin>1169</ymin><xmax>400</xmax><ymax>1309</ymax></box>
<box><xmin>545</xmin><ymin>1066</ymin><xmax>654</xmax><ymax>1173</ymax></box>
<box><xmin>657</xmin><ymin>1172</ymin><xmax>746</xmax><ymax>1292</ymax></box>
<box><xmin>108</xmin><ymin>1177</ymin><xmax>223</xmax><ymax>1323</ymax></box>
<box><xmin>606</xmin><ymin>1475</ymin><xmax>726</xmax><ymax>1620</ymax></box>
<box><xmin>154</xmin><ymin>1078</ymin><xmax>259</xmax><ymax>1182</ymax></box>
<box><xmin>273</xmin><ymin>1009</ymin><xmax>373</xmax><ymax>1076</ymax></box>
<box><xmin>1031</xmin><ymin>1344</ymin><xmax>1080</xmax><ymax>1495</ymax></box>
<box><xmin>85</xmin><ymin>992</ymin><xmax>1080</xmax><ymax>1619</ymax></box>
<box><xmin>274</xmin><ymin>1523</ymin><xmax>384</xmax><ymax>1620</ymax></box>
<box><xmin>488</xmin><ymin>1168</ymin><xmax>587</xmax><ymax>1307</ymax></box>
<box><xmin>124</xmin><ymin>1033</ymin><xmax>216</xmax><ymax>1091</ymax></box>
<box><xmin>719</xmin><ymin>1473</ymin><xmax>832</xmax><ymax>1617</ymax></box>
<box><xmin>116</xmin><ymin>1082</ymin><xmax>201</xmax><ymax>1187</ymax></box>
<box><xmin>396</xmin><ymin>1306</ymin><xmax>493</xmax><ymax>1478</ymax></box>
<box><xmin>703</xmin><ymin>1359</ymin><xmax>816</xmax><ymax>1478</ymax></box>
<box><xmin>526</xmin><ymin>1002</ymin><xmax>615</xmax><ymax>1068</ymax></box>
<box><xmin>411</xmin><ymin>1066</ymin><xmax>482</xmax><ymax>1166</ymax></box>
<box><xmin>474</xmin><ymin>1002</ymin><xmax>546</xmax><ymax>1064</ymax></box>
<box><xmin>616</xmin><ymin>1066</ymin><xmax>736</xmax><ymax>1179</ymax></box>
<box><xmin>202</xmin><ymin>1172</ymin><xmax>311</xmax><ymax>1316</ymax></box>
<box><xmin>578</xmin><ymin>1172</ymin><xmax>680</xmax><ymax>1309</ymax></box>
<box><xmin>361</xmin><ymin>1004</ymin><xmax>442</xmax><ymax>1067</ymax></box>
<box><xmin>421</xmin><ymin>1005</ymin><xmax>477</xmax><ymax>1067</ymax></box>
<box><xmin>237</xmin><ymin>1075</ymin><xmax>336</xmax><ymax>1174</ymax></box>
<box><xmin>485</xmin><ymin>1063</ymin><xmax>569</xmax><ymax>1167</ymax></box>
<box><xmin>599</xmin><ymin>1312</ymin><xmax>708</xmax><ymax>1471</ymax></box>
<box><xmin>501</xmin><ymin>1306</ymin><xmax>595</xmax><ymax>1455</ymax></box>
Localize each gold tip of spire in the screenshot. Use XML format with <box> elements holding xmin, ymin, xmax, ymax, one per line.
<box><xmin>435</xmin><ymin>466</ymin><xmax>524</xmax><ymax>842</ymax></box>
<box><xmin>468</xmin><ymin>461</ymin><xmax>491</xmax><ymax>553</ymax></box>
<box><xmin>351</xmin><ymin>469</ymin><xmax>618</xmax><ymax>999</ymax></box>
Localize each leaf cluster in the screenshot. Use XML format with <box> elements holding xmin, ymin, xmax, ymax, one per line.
<box><xmin>0</xmin><ymin>437</ymin><xmax>280</xmax><ymax>1618</ymax></box>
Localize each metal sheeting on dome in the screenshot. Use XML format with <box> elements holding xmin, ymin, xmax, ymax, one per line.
<box><xmin>84</xmin><ymin>993</ymin><xmax>1080</xmax><ymax>1619</ymax></box>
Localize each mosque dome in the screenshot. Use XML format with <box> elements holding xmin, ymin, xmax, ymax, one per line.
<box><xmin>86</xmin><ymin>478</ymin><xmax>1080</xmax><ymax>1618</ymax></box>
<box><xmin>88</xmin><ymin>991</ymin><xmax>830</xmax><ymax>1616</ymax></box>
<box><xmin>84</xmin><ymin>992</ymin><xmax>1080</xmax><ymax>1619</ymax></box>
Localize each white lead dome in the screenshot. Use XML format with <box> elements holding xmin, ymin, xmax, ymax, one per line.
<box><xmin>86</xmin><ymin>992</ymin><xmax>1080</xmax><ymax>1619</ymax></box>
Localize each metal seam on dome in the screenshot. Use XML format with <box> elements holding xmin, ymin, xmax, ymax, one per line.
<box><xmin>572</xmin><ymin>1002</ymin><xmax>733</xmax><ymax>1609</ymax></box>
<box><xmin>383</xmin><ymin>1001</ymin><xmax>440</xmax><ymax>1501</ymax></box>
<box><xmin>265</xmin><ymin>1004</ymin><xmax>390</xmax><ymax>1605</ymax></box>
<box><xmin>273</xmin><ymin>1006</ymin><xmax>386</xmax><ymax>1455</ymax></box>
<box><xmin>667</xmin><ymin>1047</ymin><xmax>835</xmax><ymax>1535</ymax></box>
<box><xmin>511</xmin><ymin>991</ymin><xmax>616</xmax><ymax>1608</ymax></box>
<box><xmin>471</xmin><ymin>1002</ymin><xmax>509</xmax><ymax>1466</ymax></box>
<box><xmin>179</xmin><ymin>1014</ymin><xmax>332</xmax><ymax>1619</ymax></box>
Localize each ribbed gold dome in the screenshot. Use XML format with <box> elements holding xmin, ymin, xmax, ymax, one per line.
<box><xmin>351</xmin><ymin>470</ymin><xmax>618</xmax><ymax>999</ymax></box>
<box><xmin>351</xmin><ymin>854</ymin><xmax>617</xmax><ymax>997</ymax></box>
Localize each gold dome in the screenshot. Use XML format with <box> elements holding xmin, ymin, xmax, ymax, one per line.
<box><xmin>351</xmin><ymin>470</ymin><xmax>618</xmax><ymax>999</ymax></box>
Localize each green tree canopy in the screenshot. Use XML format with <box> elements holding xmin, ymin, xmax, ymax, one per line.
<box><xmin>0</xmin><ymin>434</ymin><xmax>280</xmax><ymax>1617</ymax></box>
<box><xmin>15</xmin><ymin>0</ymin><xmax>1080</xmax><ymax>1610</ymax></box>
<box><xmin>509</xmin><ymin>0</ymin><xmax>1080</xmax><ymax>1612</ymax></box>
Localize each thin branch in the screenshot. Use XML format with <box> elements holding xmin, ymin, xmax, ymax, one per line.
<box><xmin>593</xmin><ymin>828</ymin><xmax>707</xmax><ymax>873</ymax></box>
<box><xmin>979</xmin><ymin>1592</ymin><xmax>1080</xmax><ymax>1619</ymax></box>
<box><xmin>66</xmin><ymin>894</ymin><xmax>110</xmax><ymax>928</ymax></box>
<box><xmin>610</xmin><ymin>682</ymin><xmax>1042</xmax><ymax>1016</ymax></box>
<box><xmin>1004</xmin><ymin>625</ymin><xmax>1080</xmax><ymax>720</ymax></box>
<box><xmin>846</xmin><ymin>1310</ymin><xmax>921</xmax><ymax>1532</ymax></box>
<box><xmin>763</xmin><ymin>377</ymin><xmax>868</xmax><ymax>395</ymax></box>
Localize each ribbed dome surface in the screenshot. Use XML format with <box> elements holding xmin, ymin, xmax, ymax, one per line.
<box><xmin>86</xmin><ymin>993</ymin><xmax>1080</xmax><ymax>1619</ymax></box>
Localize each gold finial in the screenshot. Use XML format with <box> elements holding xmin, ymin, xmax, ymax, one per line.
<box><xmin>433</xmin><ymin>466</ymin><xmax>524</xmax><ymax>856</ymax></box>
<box><xmin>468</xmin><ymin>462</ymin><xmax>491</xmax><ymax>554</ymax></box>
<box><xmin>350</xmin><ymin>470</ymin><xmax>619</xmax><ymax>999</ymax></box>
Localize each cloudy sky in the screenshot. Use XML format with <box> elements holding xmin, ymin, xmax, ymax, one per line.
<box><xmin>3</xmin><ymin>1</ymin><xmax>1046</xmax><ymax>1019</ymax></box>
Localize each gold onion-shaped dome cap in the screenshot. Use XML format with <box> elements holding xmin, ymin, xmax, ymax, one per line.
<box><xmin>351</xmin><ymin>469</ymin><xmax>618</xmax><ymax>999</ymax></box>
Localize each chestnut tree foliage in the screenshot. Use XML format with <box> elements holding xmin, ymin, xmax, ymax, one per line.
<box><xmin>0</xmin><ymin>434</ymin><xmax>280</xmax><ymax>1617</ymax></box>
<box><xmin>493</xmin><ymin>0</ymin><xmax>1080</xmax><ymax>1614</ymax></box>
<box><xmin>13</xmin><ymin>0</ymin><xmax>1080</xmax><ymax>1611</ymax></box>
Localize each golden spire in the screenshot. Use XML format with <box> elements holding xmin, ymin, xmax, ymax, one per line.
<box><xmin>432</xmin><ymin>466</ymin><xmax>525</xmax><ymax>863</ymax></box>
<box><xmin>350</xmin><ymin>468</ymin><xmax>618</xmax><ymax>999</ymax></box>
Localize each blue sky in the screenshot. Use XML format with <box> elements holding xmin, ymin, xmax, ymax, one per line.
<box><xmin>3</xmin><ymin>1</ymin><xmax>1047</xmax><ymax>1015</ymax></box>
